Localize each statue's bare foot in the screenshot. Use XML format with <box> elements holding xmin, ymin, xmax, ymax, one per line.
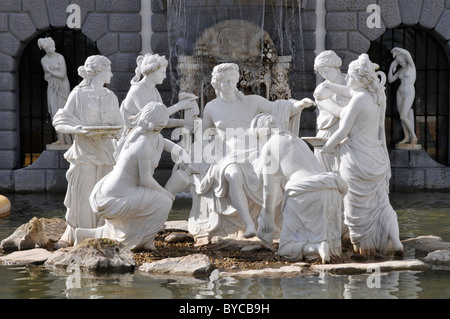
<box><xmin>139</xmin><ymin>242</ymin><xmax>159</xmax><ymax>253</ymax></box>
<box><xmin>243</xmin><ymin>227</ymin><xmax>257</xmax><ymax>239</ymax></box>
<box><xmin>398</xmin><ymin>138</ymin><xmax>409</xmax><ymax>144</ymax></box>
<box><xmin>51</xmin><ymin>139</ymin><xmax>65</xmax><ymax>145</ymax></box>
<box><xmin>410</xmin><ymin>137</ymin><xmax>418</xmax><ymax>144</ymax></box>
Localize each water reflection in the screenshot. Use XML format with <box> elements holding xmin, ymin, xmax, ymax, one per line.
<box><xmin>391</xmin><ymin>192</ymin><xmax>450</xmax><ymax>242</ymax></box>
<box><xmin>1</xmin><ymin>259</ymin><xmax>450</xmax><ymax>299</ymax></box>
<box><xmin>0</xmin><ymin>192</ymin><xmax>449</xmax><ymax>299</ymax></box>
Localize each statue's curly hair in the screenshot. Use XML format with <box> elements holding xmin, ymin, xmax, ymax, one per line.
<box><xmin>131</xmin><ymin>53</ymin><xmax>168</xmax><ymax>84</ymax></box>
<box><xmin>77</xmin><ymin>55</ymin><xmax>111</xmax><ymax>87</ymax></box>
<box><xmin>348</xmin><ymin>54</ymin><xmax>386</xmax><ymax>107</ymax></box>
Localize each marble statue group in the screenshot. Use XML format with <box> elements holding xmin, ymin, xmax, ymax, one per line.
<box><xmin>44</xmin><ymin>36</ymin><xmax>406</xmax><ymax>263</ymax></box>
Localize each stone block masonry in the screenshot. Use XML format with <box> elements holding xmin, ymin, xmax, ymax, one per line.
<box><xmin>0</xmin><ymin>0</ymin><xmax>142</xmax><ymax>191</ymax></box>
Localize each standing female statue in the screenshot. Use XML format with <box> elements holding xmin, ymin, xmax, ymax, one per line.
<box><xmin>313</xmin><ymin>50</ymin><xmax>349</xmax><ymax>172</ymax></box>
<box><xmin>120</xmin><ymin>53</ymin><xmax>197</xmax><ymax>136</ymax></box>
<box><xmin>388</xmin><ymin>47</ymin><xmax>418</xmax><ymax>146</ymax></box>
<box><xmin>316</xmin><ymin>54</ymin><xmax>403</xmax><ymax>257</ymax></box>
<box><xmin>38</xmin><ymin>37</ymin><xmax>72</xmax><ymax>145</ymax></box>
<box><xmin>53</xmin><ymin>55</ymin><xmax>123</xmax><ymax>247</ymax></box>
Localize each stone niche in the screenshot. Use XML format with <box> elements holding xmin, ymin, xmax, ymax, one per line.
<box><xmin>177</xmin><ymin>19</ymin><xmax>292</xmax><ymax>114</ymax></box>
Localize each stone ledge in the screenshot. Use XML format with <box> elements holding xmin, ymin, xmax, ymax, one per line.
<box><xmin>0</xmin><ymin>248</ymin><xmax>52</xmax><ymax>265</ymax></box>
<box><xmin>310</xmin><ymin>259</ymin><xmax>429</xmax><ymax>275</ymax></box>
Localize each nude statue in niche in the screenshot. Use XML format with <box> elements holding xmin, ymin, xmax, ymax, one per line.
<box><xmin>388</xmin><ymin>47</ymin><xmax>419</xmax><ymax>147</ymax></box>
<box><xmin>38</xmin><ymin>37</ymin><xmax>72</xmax><ymax>145</ymax></box>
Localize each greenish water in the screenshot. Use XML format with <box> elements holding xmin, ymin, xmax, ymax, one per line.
<box><xmin>0</xmin><ymin>192</ymin><xmax>449</xmax><ymax>300</ymax></box>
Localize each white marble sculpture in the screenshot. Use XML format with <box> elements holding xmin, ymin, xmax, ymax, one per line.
<box><xmin>188</xmin><ymin>63</ymin><xmax>315</xmax><ymax>244</ymax></box>
<box><xmin>388</xmin><ymin>47</ymin><xmax>419</xmax><ymax>148</ymax></box>
<box><xmin>120</xmin><ymin>53</ymin><xmax>198</xmax><ymax>137</ymax></box>
<box><xmin>38</xmin><ymin>37</ymin><xmax>72</xmax><ymax>146</ymax></box>
<box><xmin>313</xmin><ymin>50</ymin><xmax>349</xmax><ymax>172</ymax></box>
<box><xmin>53</xmin><ymin>55</ymin><xmax>123</xmax><ymax>248</ymax></box>
<box><xmin>74</xmin><ymin>102</ymin><xmax>191</xmax><ymax>251</ymax></box>
<box><xmin>316</xmin><ymin>54</ymin><xmax>404</xmax><ymax>257</ymax></box>
<box><xmin>250</xmin><ymin>113</ymin><xmax>347</xmax><ymax>263</ymax></box>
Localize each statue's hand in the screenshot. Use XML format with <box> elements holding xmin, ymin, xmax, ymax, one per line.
<box><xmin>177</xmin><ymin>99</ymin><xmax>198</xmax><ymax>111</ymax></box>
<box><xmin>73</xmin><ymin>125</ymin><xmax>88</xmax><ymax>135</ymax></box>
<box><xmin>299</xmin><ymin>98</ymin><xmax>315</xmax><ymax>109</ymax></box>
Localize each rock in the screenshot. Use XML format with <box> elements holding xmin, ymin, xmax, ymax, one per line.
<box><xmin>402</xmin><ymin>235</ymin><xmax>450</xmax><ymax>256</ymax></box>
<box><xmin>423</xmin><ymin>250</ymin><xmax>450</xmax><ymax>268</ymax></box>
<box><xmin>165</xmin><ymin>232</ymin><xmax>190</xmax><ymax>243</ymax></box>
<box><xmin>139</xmin><ymin>253</ymin><xmax>214</xmax><ymax>277</ymax></box>
<box><xmin>222</xmin><ymin>265</ymin><xmax>311</xmax><ymax>278</ymax></box>
<box><xmin>44</xmin><ymin>238</ymin><xmax>135</xmax><ymax>273</ymax></box>
<box><xmin>0</xmin><ymin>248</ymin><xmax>52</xmax><ymax>265</ymax></box>
<box><xmin>310</xmin><ymin>259</ymin><xmax>430</xmax><ymax>275</ymax></box>
<box><xmin>41</xmin><ymin>218</ymin><xmax>67</xmax><ymax>243</ymax></box>
<box><xmin>162</xmin><ymin>220</ymin><xmax>189</xmax><ymax>232</ymax></box>
<box><xmin>0</xmin><ymin>217</ymin><xmax>66</xmax><ymax>252</ymax></box>
<box><xmin>208</xmin><ymin>238</ymin><xmax>264</xmax><ymax>251</ymax></box>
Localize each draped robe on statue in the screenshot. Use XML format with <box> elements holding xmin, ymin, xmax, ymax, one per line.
<box><xmin>52</xmin><ymin>87</ymin><xmax>123</xmax><ymax>233</ymax></box>
<box><xmin>338</xmin><ymin>104</ymin><xmax>397</xmax><ymax>254</ymax></box>
<box><xmin>278</xmin><ymin>172</ymin><xmax>347</xmax><ymax>260</ymax></box>
<box><xmin>89</xmin><ymin>131</ymin><xmax>173</xmax><ymax>250</ymax></box>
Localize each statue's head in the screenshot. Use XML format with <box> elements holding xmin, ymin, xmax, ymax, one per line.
<box><xmin>136</xmin><ymin>102</ymin><xmax>169</xmax><ymax>132</ymax></box>
<box><xmin>314</xmin><ymin>50</ymin><xmax>342</xmax><ymax>81</ymax></box>
<box><xmin>37</xmin><ymin>37</ymin><xmax>56</xmax><ymax>53</ymax></box>
<box><xmin>131</xmin><ymin>53</ymin><xmax>168</xmax><ymax>84</ymax></box>
<box><xmin>249</xmin><ymin>113</ymin><xmax>278</xmax><ymax>138</ymax></box>
<box><xmin>138</xmin><ymin>54</ymin><xmax>168</xmax><ymax>75</ymax></box>
<box><xmin>77</xmin><ymin>55</ymin><xmax>112</xmax><ymax>86</ymax></box>
<box><xmin>314</xmin><ymin>50</ymin><xmax>342</xmax><ymax>70</ymax></box>
<box><xmin>211</xmin><ymin>63</ymin><xmax>240</xmax><ymax>93</ymax></box>
<box><xmin>347</xmin><ymin>54</ymin><xmax>386</xmax><ymax>106</ymax></box>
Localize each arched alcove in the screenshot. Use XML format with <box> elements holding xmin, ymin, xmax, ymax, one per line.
<box><xmin>19</xmin><ymin>28</ymin><xmax>98</xmax><ymax>167</ymax></box>
<box><xmin>368</xmin><ymin>27</ymin><xmax>450</xmax><ymax>166</ymax></box>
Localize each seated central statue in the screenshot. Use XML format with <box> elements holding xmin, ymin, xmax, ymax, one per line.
<box><xmin>189</xmin><ymin>63</ymin><xmax>314</xmax><ymax>243</ymax></box>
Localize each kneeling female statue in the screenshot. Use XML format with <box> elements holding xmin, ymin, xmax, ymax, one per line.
<box><xmin>75</xmin><ymin>102</ymin><xmax>191</xmax><ymax>251</ymax></box>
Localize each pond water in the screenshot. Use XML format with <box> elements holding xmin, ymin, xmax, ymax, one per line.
<box><xmin>0</xmin><ymin>191</ymin><xmax>449</xmax><ymax>300</ymax></box>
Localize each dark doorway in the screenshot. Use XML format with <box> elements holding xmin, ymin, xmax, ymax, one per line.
<box><xmin>19</xmin><ymin>28</ymin><xmax>98</xmax><ymax>167</ymax></box>
<box><xmin>368</xmin><ymin>27</ymin><xmax>450</xmax><ymax>166</ymax></box>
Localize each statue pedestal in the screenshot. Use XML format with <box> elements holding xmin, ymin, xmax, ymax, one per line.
<box><xmin>395</xmin><ymin>143</ymin><xmax>422</xmax><ymax>150</ymax></box>
<box><xmin>13</xmin><ymin>150</ymin><xmax>69</xmax><ymax>192</ymax></box>
<box><xmin>46</xmin><ymin>144</ymin><xmax>71</xmax><ymax>151</ymax></box>
<box><xmin>389</xmin><ymin>149</ymin><xmax>450</xmax><ymax>191</ymax></box>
